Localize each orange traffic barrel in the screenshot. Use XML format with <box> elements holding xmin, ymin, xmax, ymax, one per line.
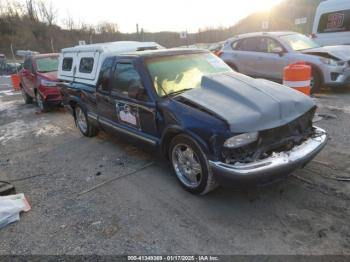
<box><xmin>11</xmin><ymin>74</ymin><xmax>20</xmax><ymax>91</ymax></box>
<box><xmin>283</xmin><ymin>62</ymin><xmax>311</xmax><ymax>96</ymax></box>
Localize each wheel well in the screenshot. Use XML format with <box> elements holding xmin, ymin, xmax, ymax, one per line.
<box><xmin>69</xmin><ymin>100</ymin><xmax>77</xmax><ymax>118</ymax></box>
<box><xmin>306</xmin><ymin>63</ymin><xmax>324</xmax><ymax>84</ymax></box>
<box><xmin>161</xmin><ymin>130</ymin><xmax>181</xmax><ymax>158</ymax></box>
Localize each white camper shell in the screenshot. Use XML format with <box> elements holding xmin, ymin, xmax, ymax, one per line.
<box><xmin>58</xmin><ymin>41</ymin><xmax>162</xmax><ymax>85</ymax></box>
<box><xmin>312</xmin><ymin>0</ymin><xmax>350</xmax><ymax>46</ymax></box>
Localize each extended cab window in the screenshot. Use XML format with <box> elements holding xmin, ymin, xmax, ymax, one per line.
<box><xmin>317</xmin><ymin>9</ymin><xmax>350</xmax><ymax>33</ymax></box>
<box><xmin>79</xmin><ymin>57</ymin><xmax>94</xmax><ymax>73</ymax></box>
<box><xmin>98</xmin><ymin>57</ymin><xmax>114</xmax><ymax>93</ymax></box>
<box><xmin>111</xmin><ymin>63</ymin><xmax>142</xmax><ymax>98</ymax></box>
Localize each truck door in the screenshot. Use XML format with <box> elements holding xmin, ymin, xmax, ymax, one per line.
<box><xmin>98</xmin><ymin>59</ymin><xmax>158</xmax><ymax>143</ymax></box>
<box><xmin>96</xmin><ymin>57</ymin><xmax>115</xmax><ymax>121</ymax></box>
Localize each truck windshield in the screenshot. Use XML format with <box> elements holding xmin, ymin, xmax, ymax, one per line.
<box><xmin>146</xmin><ymin>53</ymin><xmax>232</xmax><ymax>97</ymax></box>
<box><xmin>36</xmin><ymin>56</ymin><xmax>59</xmax><ymax>72</ymax></box>
<box><xmin>280</xmin><ymin>34</ymin><xmax>320</xmax><ymax>51</ymax></box>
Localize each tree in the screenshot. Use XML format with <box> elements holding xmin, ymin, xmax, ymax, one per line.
<box><xmin>38</xmin><ymin>0</ymin><xmax>57</xmax><ymax>26</ymax></box>
<box><xmin>63</xmin><ymin>12</ymin><xmax>75</xmax><ymax>30</ymax></box>
<box><xmin>26</xmin><ymin>0</ymin><xmax>38</xmax><ymax>21</ymax></box>
<box><xmin>96</xmin><ymin>22</ymin><xmax>119</xmax><ymax>34</ymax></box>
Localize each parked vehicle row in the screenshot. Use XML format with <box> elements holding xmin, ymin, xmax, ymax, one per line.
<box><xmin>219</xmin><ymin>31</ymin><xmax>350</xmax><ymax>92</ymax></box>
<box><xmin>0</xmin><ymin>54</ymin><xmax>22</xmax><ymax>76</ymax></box>
<box><xmin>55</xmin><ymin>41</ymin><xmax>328</xmax><ymax>195</ymax></box>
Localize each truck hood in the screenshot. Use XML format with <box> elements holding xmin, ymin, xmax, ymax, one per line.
<box><xmin>180</xmin><ymin>72</ymin><xmax>315</xmax><ymax>133</ymax></box>
<box><xmin>302</xmin><ymin>45</ymin><xmax>350</xmax><ymax>61</ymax></box>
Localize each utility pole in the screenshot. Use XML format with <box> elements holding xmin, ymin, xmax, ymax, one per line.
<box><xmin>50</xmin><ymin>38</ymin><xmax>55</xmax><ymax>53</ymax></box>
<box><xmin>136</xmin><ymin>23</ymin><xmax>140</xmax><ymax>41</ymax></box>
<box><xmin>141</xmin><ymin>28</ymin><xmax>144</xmax><ymax>42</ymax></box>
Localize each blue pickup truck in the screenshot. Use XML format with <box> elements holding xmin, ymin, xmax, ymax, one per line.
<box><xmin>59</xmin><ymin>48</ymin><xmax>327</xmax><ymax>195</ymax></box>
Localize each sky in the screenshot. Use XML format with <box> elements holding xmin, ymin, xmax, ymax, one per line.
<box><xmin>47</xmin><ymin>0</ymin><xmax>283</xmax><ymax>33</ymax></box>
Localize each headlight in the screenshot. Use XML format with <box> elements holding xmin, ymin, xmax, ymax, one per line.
<box><xmin>224</xmin><ymin>132</ymin><xmax>258</xmax><ymax>148</ymax></box>
<box><xmin>40</xmin><ymin>79</ymin><xmax>57</xmax><ymax>87</ymax></box>
<box><xmin>319</xmin><ymin>57</ymin><xmax>344</xmax><ymax>66</ymax></box>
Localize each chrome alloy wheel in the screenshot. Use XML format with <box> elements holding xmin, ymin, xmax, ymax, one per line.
<box><xmin>76</xmin><ymin>107</ymin><xmax>88</xmax><ymax>133</ymax></box>
<box><xmin>171</xmin><ymin>143</ymin><xmax>202</xmax><ymax>188</ymax></box>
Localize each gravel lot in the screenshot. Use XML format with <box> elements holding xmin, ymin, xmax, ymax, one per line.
<box><xmin>0</xmin><ymin>82</ymin><xmax>350</xmax><ymax>255</ymax></box>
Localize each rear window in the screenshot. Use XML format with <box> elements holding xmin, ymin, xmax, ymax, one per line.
<box><xmin>79</xmin><ymin>57</ymin><xmax>94</xmax><ymax>73</ymax></box>
<box><xmin>62</xmin><ymin>57</ymin><xmax>73</xmax><ymax>71</ymax></box>
<box><xmin>317</xmin><ymin>9</ymin><xmax>350</xmax><ymax>33</ymax></box>
<box><xmin>36</xmin><ymin>56</ymin><xmax>59</xmax><ymax>72</ymax></box>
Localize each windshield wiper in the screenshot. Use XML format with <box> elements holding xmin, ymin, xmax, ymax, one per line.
<box><xmin>168</xmin><ymin>88</ymin><xmax>193</xmax><ymax>96</ymax></box>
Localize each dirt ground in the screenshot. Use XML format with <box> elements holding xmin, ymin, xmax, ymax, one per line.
<box><xmin>0</xmin><ymin>83</ymin><xmax>350</xmax><ymax>255</ymax></box>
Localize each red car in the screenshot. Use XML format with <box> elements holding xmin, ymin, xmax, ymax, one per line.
<box><xmin>20</xmin><ymin>53</ymin><xmax>61</xmax><ymax>111</ymax></box>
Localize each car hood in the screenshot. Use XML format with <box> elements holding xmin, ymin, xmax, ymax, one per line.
<box><xmin>37</xmin><ymin>71</ymin><xmax>58</xmax><ymax>81</ymax></box>
<box><xmin>179</xmin><ymin>72</ymin><xmax>315</xmax><ymax>133</ymax></box>
<box><xmin>301</xmin><ymin>45</ymin><xmax>350</xmax><ymax>61</ymax></box>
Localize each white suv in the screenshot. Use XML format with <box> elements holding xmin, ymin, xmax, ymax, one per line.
<box><xmin>219</xmin><ymin>31</ymin><xmax>350</xmax><ymax>91</ymax></box>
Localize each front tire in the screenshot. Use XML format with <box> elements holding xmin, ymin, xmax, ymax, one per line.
<box><xmin>311</xmin><ymin>69</ymin><xmax>321</xmax><ymax>93</ymax></box>
<box><xmin>75</xmin><ymin>105</ymin><xmax>98</xmax><ymax>137</ymax></box>
<box><xmin>36</xmin><ymin>91</ymin><xmax>48</xmax><ymax>112</ymax></box>
<box><xmin>169</xmin><ymin>134</ymin><xmax>218</xmax><ymax>195</ymax></box>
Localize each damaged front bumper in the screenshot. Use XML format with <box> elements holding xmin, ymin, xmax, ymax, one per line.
<box><xmin>209</xmin><ymin>127</ymin><xmax>328</xmax><ymax>186</ymax></box>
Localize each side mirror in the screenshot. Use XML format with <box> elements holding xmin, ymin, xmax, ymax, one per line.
<box><xmin>272</xmin><ymin>46</ymin><xmax>284</xmax><ymax>56</ymax></box>
<box><xmin>128</xmin><ymin>83</ymin><xmax>147</xmax><ymax>101</ymax></box>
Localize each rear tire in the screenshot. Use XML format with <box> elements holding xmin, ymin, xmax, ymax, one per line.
<box><xmin>169</xmin><ymin>134</ymin><xmax>218</xmax><ymax>195</ymax></box>
<box><xmin>75</xmin><ymin>105</ymin><xmax>98</xmax><ymax>137</ymax></box>
<box><xmin>21</xmin><ymin>87</ymin><xmax>33</xmax><ymax>104</ymax></box>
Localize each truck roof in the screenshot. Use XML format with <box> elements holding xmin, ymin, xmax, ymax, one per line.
<box><xmin>61</xmin><ymin>41</ymin><xmax>163</xmax><ymax>54</ymax></box>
